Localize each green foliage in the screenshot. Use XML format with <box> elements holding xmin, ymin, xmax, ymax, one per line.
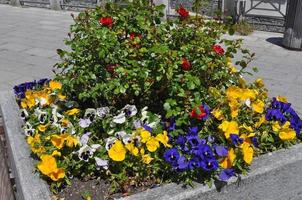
<box><xmin>55</xmin><ymin>0</ymin><xmax>252</xmax><ymax>120</ymax></box>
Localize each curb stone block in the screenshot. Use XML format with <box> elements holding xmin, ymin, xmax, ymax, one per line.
<box><xmin>1</xmin><ymin>90</ymin><xmax>302</xmax><ymax>200</ymax></box>
<box><xmin>0</xmin><ymin>91</ymin><xmax>52</xmax><ymax>200</ymax></box>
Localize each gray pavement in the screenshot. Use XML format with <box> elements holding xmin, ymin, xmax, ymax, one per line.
<box><xmin>0</xmin><ymin>4</ymin><xmax>301</xmax><ymax>113</ymax></box>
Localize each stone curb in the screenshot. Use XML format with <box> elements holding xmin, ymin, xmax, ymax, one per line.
<box><xmin>1</xmin><ymin>90</ymin><xmax>302</xmax><ymax>200</ymax></box>
<box><xmin>0</xmin><ymin>91</ymin><xmax>52</xmax><ymax>200</ymax></box>
<box><xmin>119</xmin><ymin>140</ymin><xmax>302</xmax><ymax>199</ymax></box>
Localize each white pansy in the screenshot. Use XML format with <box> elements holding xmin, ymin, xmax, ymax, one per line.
<box><xmin>20</xmin><ymin>109</ymin><xmax>28</xmax><ymax>121</ymax></box>
<box><xmin>78</xmin><ymin>144</ymin><xmax>101</xmax><ymax>162</ymax></box>
<box><xmin>95</xmin><ymin>157</ymin><xmax>109</xmax><ymax>170</ymax></box>
<box><xmin>122</xmin><ymin>134</ymin><xmax>132</xmax><ymax>145</ymax></box>
<box><xmin>84</xmin><ymin>108</ymin><xmax>97</xmax><ymax>122</ymax></box>
<box><xmin>122</xmin><ymin>104</ymin><xmax>137</xmax><ymax>117</ymax></box>
<box><xmin>105</xmin><ymin>137</ymin><xmax>117</xmax><ymax>150</ymax></box>
<box><xmin>115</xmin><ymin>131</ymin><xmax>127</xmax><ymax>140</ymax></box>
<box><xmin>113</xmin><ymin>112</ymin><xmax>126</xmax><ymax>124</ymax></box>
<box><xmin>96</xmin><ymin>107</ymin><xmax>110</xmax><ymax>118</ymax></box>
<box><xmin>80</xmin><ymin>132</ymin><xmax>92</xmax><ymax>146</ymax></box>
<box><xmin>79</xmin><ymin>118</ymin><xmax>92</xmax><ymax>128</ymax></box>
<box><xmin>133</xmin><ymin>120</ymin><xmax>142</xmax><ymax>129</ymax></box>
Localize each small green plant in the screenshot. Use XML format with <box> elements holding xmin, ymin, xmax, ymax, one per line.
<box><xmin>234</xmin><ymin>20</ymin><xmax>253</xmax><ymax>36</ymax></box>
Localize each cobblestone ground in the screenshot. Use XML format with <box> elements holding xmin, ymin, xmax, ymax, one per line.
<box><xmin>0</xmin><ymin>4</ymin><xmax>301</xmax><ymax>114</ymax></box>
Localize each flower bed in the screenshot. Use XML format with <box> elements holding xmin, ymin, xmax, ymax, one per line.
<box><xmin>7</xmin><ymin>1</ymin><xmax>302</xmax><ymax>199</ymax></box>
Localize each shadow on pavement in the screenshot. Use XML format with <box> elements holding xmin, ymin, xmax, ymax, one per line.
<box><xmin>266</xmin><ymin>37</ymin><xmax>283</xmax><ymax>47</ymax></box>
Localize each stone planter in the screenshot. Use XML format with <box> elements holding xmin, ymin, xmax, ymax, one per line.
<box><xmin>0</xmin><ymin>91</ymin><xmax>52</xmax><ymax>200</ymax></box>
<box><xmin>1</xmin><ymin>90</ymin><xmax>302</xmax><ymax>200</ymax></box>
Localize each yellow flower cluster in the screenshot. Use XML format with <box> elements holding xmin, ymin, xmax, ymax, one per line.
<box><xmin>108</xmin><ymin>129</ymin><xmax>171</xmax><ymax>164</ymax></box>
<box><xmin>27</xmin><ymin>133</ymin><xmax>45</xmax><ymax>155</ymax></box>
<box><xmin>20</xmin><ymin>80</ymin><xmax>65</xmax><ymax>109</ymax></box>
<box><xmin>37</xmin><ymin>155</ymin><xmax>65</xmax><ymax>181</ymax></box>
<box><xmin>272</xmin><ymin>121</ymin><xmax>296</xmax><ymax>141</ymax></box>
<box><xmin>218</xmin><ymin>121</ymin><xmax>265</xmax><ymax>165</ymax></box>
<box><xmin>51</xmin><ymin>133</ymin><xmax>78</xmax><ymax>149</ymax></box>
<box><xmin>226</xmin><ymin>85</ymin><xmax>265</xmax><ymax>118</ymax></box>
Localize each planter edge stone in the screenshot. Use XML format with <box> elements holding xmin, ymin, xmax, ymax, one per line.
<box><xmin>0</xmin><ymin>91</ymin><xmax>52</xmax><ymax>200</ymax></box>
<box><xmin>120</xmin><ymin>136</ymin><xmax>302</xmax><ymax>199</ymax></box>
<box><xmin>2</xmin><ymin>90</ymin><xmax>302</xmax><ymax>200</ymax></box>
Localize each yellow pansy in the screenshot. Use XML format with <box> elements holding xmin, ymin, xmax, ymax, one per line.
<box><xmin>276</xmin><ymin>96</ymin><xmax>287</xmax><ymax>103</ymax></box>
<box><xmin>140</xmin><ymin>148</ymin><xmax>145</xmax><ymax>155</ymax></box>
<box><xmin>38</xmin><ymin>124</ymin><xmax>48</xmax><ymax>132</ymax></box>
<box><xmin>65</xmin><ymin>135</ymin><xmax>78</xmax><ymax>147</ymax></box>
<box><xmin>27</xmin><ymin>133</ymin><xmax>40</xmax><ymax>146</ymax></box>
<box><xmin>57</xmin><ymin>93</ymin><xmax>66</xmax><ymax>100</ymax></box>
<box><xmin>49</xmin><ymin>80</ymin><xmax>62</xmax><ymax>90</ymax></box>
<box><xmin>140</xmin><ymin>129</ymin><xmax>151</xmax><ymax>143</ymax></box>
<box><xmin>51</xmin><ymin>150</ymin><xmax>61</xmax><ymax>157</ymax></box>
<box><xmin>229</xmin><ymin>100</ymin><xmax>239</xmax><ymax>118</ymax></box>
<box><xmin>155</xmin><ymin>131</ymin><xmax>171</xmax><ymax>147</ymax></box>
<box><xmin>142</xmin><ymin>154</ymin><xmax>154</xmax><ymax>164</ymax></box>
<box><xmin>241</xmin><ymin>89</ymin><xmax>257</xmax><ymax>101</ymax></box>
<box><xmin>219</xmin><ymin>121</ymin><xmax>239</xmax><ymax>139</ymax></box>
<box><xmin>220</xmin><ymin>148</ymin><xmax>236</xmax><ymax>169</ymax></box>
<box><xmin>272</xmin><ymin>121</ymin><xmax>281</xmax><ymax>132</ymax></box>
<box><xmin>252</xmin><ymin>99</ymin><xmax>265</xmax><ymax>114</ymax></box>
<box><xmin>65</xmin><ymin>108</ymin><xmax>80</xmax><ymax>116</ymax></box>
<box><xmin>108</xmin><ymin>140</ymin><xmax>126</xmax><ymax>161</ymax></box>
<box><xmin>241</xmin><ymin>124</ymin><xmax>253</xmax><ymax>132</ymax></box>
<box><xmin>255</xmin><ymin>115</ymin><xmax>266</xmax><ymax>128</ymax></box>
<box><xmin>226</xmin><ymin>86</ymin><xmax>241</xmax><ymax>101</ymax></box>
<box><xmin>60</xmin><ymin>118</ymin><xmax>69</xmax><ymax>127</ymax></box>
<box><xmin>37</xmin><ymin>155</ymin><xmax>65</xmax><ymax>181</ymax></box>
<box><xmin>255</xmin><ymin>78</ymin><xmax>264</xmax><ymax>87</ymax></box>
<box><xmin>125</xmin><ymin>142</ymin><xmax>139</xmax><ymax>156</ymax></box>
<box><xmin>212</xmin><ymin>108</ymin><xmax>224</xmax><ymax>120</ymax></box>
<box><xmin>51</xmin><ymin>134</ymin><xmax>68</xmax><ymax>149</ymax></box>
<box><xmin>146</xmin><ymin>137</ymin><xmax>160</xmax><ymax>152</ymax></box>
<box><xmin>278</xmin><ymin>122</ymin><xmax>296</xmax><ymax>141</ymax></box>
<box><xmin>241</xmin><ymin>142</ymin><xmax>254</xmax><ymax>165</ymax></box>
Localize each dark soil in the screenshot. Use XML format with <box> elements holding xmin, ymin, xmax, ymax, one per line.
<box><xmin>57</xmin><ymin>177</ymin><xmax>160</xmax><ymax>200</ymax></box>
<box><xmin>58</xmin><ymin>178</ymin><xmax>110</xmax><ymax>200</ymax></box>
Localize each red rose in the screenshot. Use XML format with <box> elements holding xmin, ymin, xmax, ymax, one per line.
<box><xmin>190</xmin><ymin>105</ymin><xmax>207</xmax><ymax>120</ymax></box>
<box><xmin>99</xmin><ymin>17</ymin><xmax>113</xmax><ymax>27</ymax></box>
<box><xmin>213</xmin><ymin>44</ymin><xmax>225</xmax><ymax>55</ymax></box>
<box><xmin>181</xmin><ymin>57</ymin><xmax>191</xmax><ymax>71</ymax></box>
<box><xmin>130</xmin><ymin>32</ymin><xmax>142</xmax><ymax>40</ymax></box>
<box><xmin>176</xmin><ymin>6</ymin><xmax>189</xmax><ymax>19</ymax></box>
<box><xmin>106</xmin><ymin>64</ymin><xmax>117</xmax><ymax>74</ymax></box>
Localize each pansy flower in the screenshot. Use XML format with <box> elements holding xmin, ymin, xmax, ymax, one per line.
<box><xmin>219</xmin><ymin>168</ymin><xmax>236</xmax><ymax>181</ymax></box>
<box><xmin>96</xmin><ymin>107</ymin><xmax>110</xmax><ymax>118</ymax></box>
<box><xmin>78</xmin><ymin>144</ymin><xmax>101</xmax><ymax>162</ymax></box>
<box><xmin>84</xmin><ymin>108</ymin><xmax>97</xmax><ymax>122</ymax></box>
<box><xmin>113</xmin><ymin>112</ymin><xmax>126</xmax><ymax>124</ymax></box>
<box><xmin>108</xmin><ymin>140</ymin><xmax>126</xmax><ymax>161</ymax></box>
<box><xmin>37</xmin><ymin>155</ymin><xmax>65</xmax><ymax>181</ymax></box>
<box><xmin>95</xmin><ymin>157</ymin><xmax>108</xmax><ymax>170</ymax></box>
<box><xmin>79</xmin><ymin>118</ymin><xmax>92</xmax><ymax>128</ymax></box>
<box><xmin>163</xmin><ymin>148</ymin><xmax>180</xmax><ymax>166</ymax></box>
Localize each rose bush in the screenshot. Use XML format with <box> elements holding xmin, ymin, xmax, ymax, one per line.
<box><xmin>14</xmin><ymin>0</ymin><xmax>302</xmax><ymax>197</ymax></box>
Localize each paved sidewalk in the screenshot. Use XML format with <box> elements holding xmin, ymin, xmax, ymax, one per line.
<box><xmin>0</xmin><ymin>4</ymin><xmax>301</xmax><ymax>113</ymax></box>
<box><xmin>0</xmin><ymin>5</ymin><xmax>74</xmax><ymax>90</ymax></box>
